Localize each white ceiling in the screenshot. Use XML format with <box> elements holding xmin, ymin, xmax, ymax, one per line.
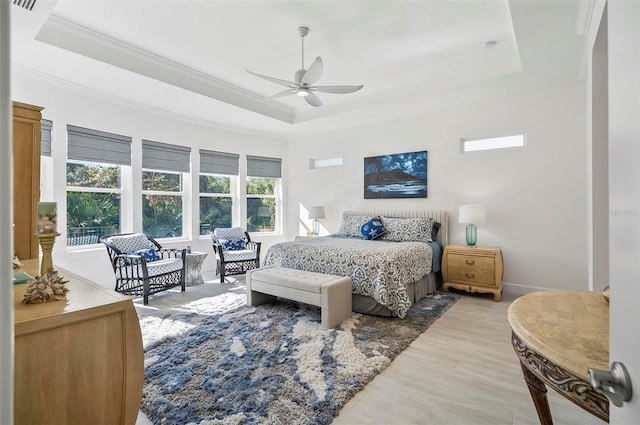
<box><xmin>10</xmin><ymin>0</ymin><xmax>589</xmax><ymax>137</ymax></box>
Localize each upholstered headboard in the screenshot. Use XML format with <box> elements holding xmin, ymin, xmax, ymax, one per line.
<box><xmin>342</xmin><ymin>210</ymin><xmax>449</xmax><ymax>246</ymax></box>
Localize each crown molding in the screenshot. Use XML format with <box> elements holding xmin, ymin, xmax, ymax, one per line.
<box><xmin>37</xmin><ymin>14</ymin><xmax>296</xmax><ymax>124</ymax></box>
<box><xmin>13</xmin><ymin>63</ymin><xmax>288</xmax><ymax>140</ymax></box>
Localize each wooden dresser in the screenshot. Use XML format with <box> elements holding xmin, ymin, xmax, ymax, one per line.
<box><xmin>13</xmin><ymin>259</ymin><xmax>143</xmax><ymax>425</ymax></box>
<box><xmin>442</xmin><ymin>245</ymin><xmax>503</xmax><ymax>301</ymax></box>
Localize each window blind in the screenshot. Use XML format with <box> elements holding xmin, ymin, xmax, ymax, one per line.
<box><xmin>41</xmin><ymin>119</ymin><xmax>52</xmax><ymax>157</ymax></box>
<box><xmin>200</xmin><ymin>149</ymin><xmax>239</xmax><ymax>176</ymax></box>
<box><xmin>246</xmin><ymin>155</ymin><xmax>282</xmax><ymax>178</ymax></box>
<box><xmin>142</xmin><ymin>139</ymin><xmax>191</xmax><ymax>173</ymax></box>
<box><xmin>67</xmin><ymin>125</ymin><xmax>132</xmax><ymax>165</ymax></box>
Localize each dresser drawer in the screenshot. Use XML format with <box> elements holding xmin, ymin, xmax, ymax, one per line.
<box><xmin>447</xmin><ymin>267</ymin><xmax>496</xmax><ymax>286</ymax></box>
<box><xmin>446</xmin><ymin>254</ymin><xmax>494</xmax><ymax>270</ymax></box>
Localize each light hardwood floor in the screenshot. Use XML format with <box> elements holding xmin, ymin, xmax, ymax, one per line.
<box><xmin>135</xmin><ymin>271</ymin><xmax>607</xmax><ymax>425</ymax></box>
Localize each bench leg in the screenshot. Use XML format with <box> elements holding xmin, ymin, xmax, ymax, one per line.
<box><xmin>321</xmin><ymin>278</ymin><xmax>353</xmax><ymax>329</ymax></box>
<box><xmin>247</xmin><ymin>290</ymin><xmax>276</xmax><ymax>306</ymax></box>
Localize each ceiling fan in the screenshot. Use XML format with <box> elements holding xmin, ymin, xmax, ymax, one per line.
<box><xmin>246</xmin><ymin>26</ymin><xmax>364</xmax><ymax>107</ymax></box>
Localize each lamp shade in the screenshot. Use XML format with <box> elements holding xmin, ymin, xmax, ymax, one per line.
<box><xmin>458</xmin><ymin>205</ymin><xmax>486</xmax><ymax>224</ymax></box>
<box><xmin>308</xmin><ymin>206</ymin><xmax>326</xmax><ymax>220</ymax></box>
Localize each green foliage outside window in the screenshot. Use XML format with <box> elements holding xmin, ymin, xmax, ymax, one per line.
<box><xmin>67</xmin><ymin>162</ymin><xmax>120</xmax><ymax>188</ymax></box>
<box><xmin>66</xmin><ymin>162</ymin><xmax>121</xmax><ymax>245</ymax></box>
<box><xmin>246</xmin><ymin>177</ymin><xmax>277</xmax><ymax>232</ymax></box>
<box><xmin>143</xmin><ymin>194</ymin><xmax>183</xmax><ymax>238</ymax></box>
<box><xmin>246</xmin><ymin>176</ymin><xmax>275</xmax><ymax>195</ymax></box>
<box><xmin>142</xmin><ymin>170</ymin><xmax>183</xmax><ymax>238</ymax></box>
<box><xmin>199</xmin><ymin>174</ymin><xmax>233</xmax><ymax>235</ymax></box>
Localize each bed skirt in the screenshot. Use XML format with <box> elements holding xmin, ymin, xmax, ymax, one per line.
<box><xmin>352</xmin><ymin>272</ymin><xmax>441</xmax><ymax>317</ymax></box>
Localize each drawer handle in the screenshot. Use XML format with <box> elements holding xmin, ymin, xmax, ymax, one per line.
<box><xmin>465</xmin><ymin>272</ymin><xmax>475</xmax><ymax>279</ymax></box>
<box><xmin>465</xmin><ymin>259</ymin><xmax>475</xmax><ymax>265</ymax></box>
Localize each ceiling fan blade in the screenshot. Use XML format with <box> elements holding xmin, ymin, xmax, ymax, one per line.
<box><xmin>301</xmin><ymin>57</ymin><xmax>323</xmax><ymax>86</ymax></box>
<box><xmin>304</xmin><ymin>92</ymin><xmax>323</xmax><ymax>107</ymax></box>
<box><xmin>246</xmin><ymin>69</ymin><xmax>296</xmax><ymax>88</ymax></box>
<box><xmin>269</xmin><ymin>89</ymin><xmax>297</xmax><ymax>99</ymax></box>
<box><xmin>312</xmin><ymin>84</ymin><xmax>364</xmax><ymax>94</ymax></box>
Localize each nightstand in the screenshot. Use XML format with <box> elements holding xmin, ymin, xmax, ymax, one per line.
<box><xmin>442</xmin><ymin>245</ymin><xmax>503</xmax><ymax>301</ymax></box>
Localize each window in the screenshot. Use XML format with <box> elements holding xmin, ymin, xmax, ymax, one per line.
<box><xmin>461</xmin><ymin>134</ymin><xmax>525</xmax><ymax>152</ymax></box>
<box><xmin>310</xmin><ymin>155</ymin><xmax>343</xmax><ymax>169</ymax></box>
<box><xmin>66</xmin><ymin>125</ymin><xmax>131</xmax><ymax>246</ymax></box>
<box><xmin>199</xmin><ymin>150</ymin><xmax>239</xmax><ymax>235</ymax></box>
<box><xmin>142</xmin><ymin>140</ymin><xmax>191</xmax><ymax>239</ymax></box>
<box><xmin>246</xmin><ymin>155</ymin><xmax>282</xmax><ymax>233</ymax></box>
<box><xmin>142</xmin><ymin>169</ymin><xmax>183</xmax><ymax>238</ymax></box>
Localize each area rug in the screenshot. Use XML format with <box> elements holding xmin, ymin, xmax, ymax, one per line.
<box><xmin>139</xmin><ymin>291</ymin><xmax>460</xmax><ymax>425</ymax></box>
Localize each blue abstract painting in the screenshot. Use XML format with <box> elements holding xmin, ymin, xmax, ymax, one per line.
<box><xmin>364</xmin><ymin>150</ymin><xmax>428</xmax><ymax>199</ymax></box>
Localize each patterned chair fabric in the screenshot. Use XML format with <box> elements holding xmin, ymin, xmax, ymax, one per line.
<box><xmin>101</xmin><ymin>233</ymin><xmax>186</xmax><ymax>305</ymax></box>
<box><xmin>210</xmin><ymin>227</ymin><xmax>261</xmax><ymax>282</ymax></box>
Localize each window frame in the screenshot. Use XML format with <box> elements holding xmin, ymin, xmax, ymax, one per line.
<box><xmin>245</xmin><ymin>175</ymin><xmax>281</xmax><ymax>235</ymax></box>
<box><xmin>198</xmin><ymin>172</ymin><xmax>238</xmax><ymax>236</ymax></box>
<box><xmin>141</xmin><ymin>167</ymin><xmax>187</xmax><ymax>241</ymax></box>
<box><xmin>65</xmin><ymin>159</ymin><xmax>124</xmax><ymax>249</ymax></box>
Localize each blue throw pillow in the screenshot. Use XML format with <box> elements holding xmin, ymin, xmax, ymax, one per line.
<box><xmin>133</xmin><ymin>247</ymin><xmax>161</xmax><ymax>262</ymax></box>
<box><xmin>220</xmin><ymin>238</ymin><xmax>246</xmax><ymax>250</ymax></box>
<box><xmin>360</xmin><ymin>217</ymin><xmax>387</xmax><ymax>240</ymax></box>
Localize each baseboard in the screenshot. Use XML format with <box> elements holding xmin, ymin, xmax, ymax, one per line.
<box><xmin>502</xmin><ymin>281</ymin><xmax>555</xmax><ymax>296</ymax></box>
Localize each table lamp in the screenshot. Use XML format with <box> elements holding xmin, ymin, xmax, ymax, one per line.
<box><xmin>458</xmin><ymin>205</ymin><xmax>486</xmax><ymax>247</ymax></box>
<box><xmin>308</xmin><ymin>206</ymin><xmax>325</xmax><ymax>236</ymax></box>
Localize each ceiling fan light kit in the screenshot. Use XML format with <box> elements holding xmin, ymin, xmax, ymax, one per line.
<box><xmin>246</xmin><ymin>26</ymin><xmax>363</xmax><ymax>107</ymax></box>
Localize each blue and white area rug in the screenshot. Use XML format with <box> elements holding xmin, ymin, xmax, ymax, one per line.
<box><xmin>139</xmin><ymin>291</ymin><xmax>459</xmax><ymax>425</ymax></box>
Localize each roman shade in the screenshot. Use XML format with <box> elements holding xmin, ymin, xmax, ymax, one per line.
<box><xmin>67</xmin><ymin>124</ymin><xmax>132</xmax><ymax>166</ymax></box>
<box><xmin>200</xmin><ymin>149</ymin><xmax>239</xmax><ymax>176</ymax></box>
<box><xmin>246</xmin><ymin>155</ymin><xmax>282</xmax><ymax>178</ymax></box>
<box><xmin>142</xmin><ymin>139</ymin><xmax>191</xmax><ymax>173</ymax></box>
<box><xmin>41</xmin><ymin>119</ymin><xmax>52</xmax><ymax>157</ymax></box>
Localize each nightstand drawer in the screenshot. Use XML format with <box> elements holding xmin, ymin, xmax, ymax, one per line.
<box><xmin>446</xmin><ymin>254</ymin><xmax>494</xmax><ymax>270</ymax></box>
<box><xmin>447</xmin><ymin>267</ymin><xmax>496</xmax><ymax>286</ymax></box>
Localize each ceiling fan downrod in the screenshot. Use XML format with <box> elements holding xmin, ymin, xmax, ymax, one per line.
<box><xmin>298</xmin><ymin>26</ymin><xmax>309</xmax><ymax>70</ymax></box>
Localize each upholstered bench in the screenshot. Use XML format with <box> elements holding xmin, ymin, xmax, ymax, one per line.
<box><xmin>246</xmin><ymin>266</ymin><xmax>352</xmax><ymax>329</ymax></box>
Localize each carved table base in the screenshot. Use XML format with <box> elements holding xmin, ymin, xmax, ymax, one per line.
<box><xmin>512</xmin><ymin>331</ymin><xmax>609</xmax><ymax>424</ymax></box>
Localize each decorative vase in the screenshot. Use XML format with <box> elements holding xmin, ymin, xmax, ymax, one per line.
<box><xmin>465</xmin><ymin>224</ymin><xmax>477</xmax><ymax>247</ymax></box>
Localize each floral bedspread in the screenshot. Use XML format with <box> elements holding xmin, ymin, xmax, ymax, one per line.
<box><xmin>263</xmin><ymin>236</ymin><xmax>433</xmax><ymax>318</ymax></box>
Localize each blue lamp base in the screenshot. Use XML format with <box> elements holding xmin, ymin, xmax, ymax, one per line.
<box><xmin>312</xmin><ymin>219</ymin><xmax>320</xmax><ymax>236</ymax></box>
<box><xmin>465</xmin><ymin>224</ymin><xmax>477</xmax><ymax>247</ymax></box>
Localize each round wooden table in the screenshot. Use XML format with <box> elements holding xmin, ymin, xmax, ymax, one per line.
<box><xmin>508</xmin><ymin>291</ymin><xmax>609</xmax><ymax>424</ymax></box>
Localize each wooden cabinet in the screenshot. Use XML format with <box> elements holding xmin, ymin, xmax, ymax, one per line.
<box><xmin>12</xmin><ymin>102</ymin><xmax>43</xmax><ymax>260</ymax></box>
<box><xmin>13</xmin><ymin>260</ymin><xmax>144</xmax><ymax>425</ymax></box>
<box><xmin>442</xmin><ymin>245</ymin><xmax>503</xmax><ymax>301</ymax></box>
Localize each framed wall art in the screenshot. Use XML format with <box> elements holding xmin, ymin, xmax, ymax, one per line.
<box><xmin>364</xmin><ymin>150</ymin><xmax>427</xmax><ymax>199</ymax></box>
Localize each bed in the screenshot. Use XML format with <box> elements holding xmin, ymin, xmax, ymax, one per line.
<box><xmin>263</xmin><ymin>210</ymin><xmax>448</xmax><ymax>318</ymax></box>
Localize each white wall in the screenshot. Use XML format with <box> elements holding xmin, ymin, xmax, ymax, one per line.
<box><xmin>287</xmin><ymin>80</ymin><xmax>588</xmax><ymax>294</ymax></box>
<box><xmin>12</xmin><ymin>71</ymin><xmax>289</xmax><ymax>288</ymax></box>
<box><xmin>13</xmin><ymin>69</ymin><xmax>590</xmax><ymax>294</ymax></box>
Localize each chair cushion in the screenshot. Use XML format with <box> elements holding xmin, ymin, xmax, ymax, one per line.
<box><xmin>116</xmin><ymin>258</ymin><xmax>182</xmax><ymax>278</ymax></box>
<box><xmin>222</xmin><ymin>249</ymin><xmax>258</xmax><ymax>262</ymax></box>
<box><xmin>214</xmin><ymin>227</ymin><xmax>245</xmax><ymax>241</ymax></box>
<box><xmin>107</xmin><ymin>233</ymin><xmax>150</xmax><ymax>253</ymax></box>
